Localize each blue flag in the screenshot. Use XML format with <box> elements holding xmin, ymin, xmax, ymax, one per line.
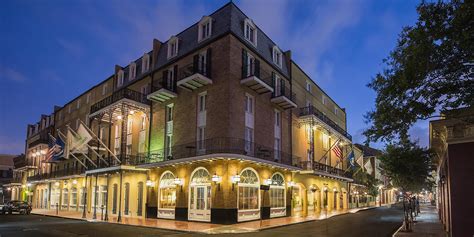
<box><xmin>347</xmin><ymin>151</ymin><xmax>355</xmax><ymax>167</ymax></box>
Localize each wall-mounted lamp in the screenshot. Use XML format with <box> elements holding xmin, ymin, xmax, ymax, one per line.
<box><xmin>117</xmin><ymin>115</ymin><xmax>123</xmax><ymax>120</ymax></box>
<box><xmin>364</xmin><ymin>192</ymin><xmax>368</xmax><ymax>195</ymax></box>
<box><xmin>72</xmin><ymin>179</ymin><xmax>78</xmax><ymax>185</ymax></box>
<box><xmin>54</xmin><ymin>182</ymin><xmax>60</xmax><ymax>187</ymax></box>
<box><xmin>146</xmin><ymin>180</ymin><xmax>155</xmax><ymax>187</ymax></box>
<box><xmin>212</xmin><ymin>173</ymin><xmax>222</xmax><ymax>191</ymax></box>
<box><xmin>231</xmin><ymin>175</ymin><xmax>240</xmax><ymax>191</ymax></box>
<box><xmin>129</xmin><ymin>110</ymin><xmax>135</xmax><ymax>115</ymax></box>
<box><xmin>174</xmin><ymin>178</ymin><xmax>183</xmax><ymax>190</ymax></box>
<box><xmin>6</xmin><ymin>187</ymin><xmax>11</xmax><ymax>191</ymax></box>
<box><xmin>310</xmin><ymin>185</ymin><xmax>317</xmax><ymax>193</ymax></box>
<box><xmin>27</xmin><ymin>183</ymin><xmax>32</xmax><ymax>187</ymax></box>
<box><xmin>21</xmin><ymin>185</ymin><xmax>26</xmax><ymax>188</ymax></box>
<box><xmin>287</xmin><ymin>181</ymin><xmax>295</xmax><ymax>187</ymax></box>
<box><xmin>41</xmin><ymin>150</ymin><xmax>47</xmax><ymax>155</ymax></box>
<box><xmin>333</xmin><ymin>188</ymin><xmax>337</xmax><ymax>192</ymax></box>
<box><xmin>264</xmin><ymin>178</ymin><xmax>272</xmax><ymax>186</ymax></box>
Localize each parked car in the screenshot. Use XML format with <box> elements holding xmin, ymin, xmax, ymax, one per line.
<box><xmin>2</xmin><ymin>201</ymin><xmax>32</xmax><ymax>215</ymax></box>
<box><xmin>0</xmin><ymin>202</ymin><xmax>5</xmax><ymax>215</ymax></box>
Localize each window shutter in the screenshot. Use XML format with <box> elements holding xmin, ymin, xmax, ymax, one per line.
<box><xmin>271</xmin><ymin>72</ymin><xmax>276</xmax><ymax>96</ymax></box>
<box><xmin>193</xmin><ymin>54</ymin><xmax>199</xmax><ymax>74</ymax></box>
<box><xmin>206</xmin><ymin>48</ymin><xmax>212</xmax><ymax>78</ymax></box>
<box><xmin>162</xmin><ymin>70</ymin><xmax>167</xmax><ymax>88</ymax></box>
<box><xmin>242</xmin><ymin>49</ymin><xmax>248</xmax><ymax>78</ymax></box>
<box><xmin>173</xmin><ymin>65</ymin><xmax>178</xmax><ymax>89</ymax></box>
<box><xmin>281</xmin><ymin>79</ymin><xmax>286</xmax><ymax>96</ymax></box>
<box><xmin>254</xmin><ymin>59</ymin><xmax>260</xmax><ymax>78</ymax></box>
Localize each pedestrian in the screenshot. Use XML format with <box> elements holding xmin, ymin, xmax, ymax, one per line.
<box><xmin>416</xmin><ymin>196</ymin><xmax>420</xmax><ymax>215</ymax></box>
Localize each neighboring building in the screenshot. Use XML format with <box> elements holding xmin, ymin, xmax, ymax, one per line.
<box><xmin>23</xmin><ymin>2</ymin><xmax>355</xmax><ymax>224</ymax></box>
<box><xmin>0</xmin><ymin>154</ymin><xmax>15</xmax><ymax>203</ymax></box>
<box><xmin>430</xmin><ymin>107</ymin><xmax>474</xmax><ymax>237</ymax></box>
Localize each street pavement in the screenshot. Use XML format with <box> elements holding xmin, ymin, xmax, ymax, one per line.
<box><xmin>0</xmin><ymin>204</ymin><xmax>404</xmax><ymax>237</ymax></box>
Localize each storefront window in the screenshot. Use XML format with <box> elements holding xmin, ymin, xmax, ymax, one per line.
<box><xmin>159</xmin><ymin>172</ymin><xmax>176</xmax><ymax>209</ymax></box>
<box><xmin>269</xmin><ymin>173</ymin><xmax>285</xmax><ymax>208</ymax></box>
<box><xmin>71</xmin><ymin>188</ymin><xmax>77</xmax><ymax>207</ymax></box>
<box><xmin>62</xmin><ymin>188</ymin><xmax>69</xmax><ymax>209</ymax></box>
<box><xmin>238</xmin><ymin>169</ymin><xmax>259</xmax><ymax>211</ymax></box>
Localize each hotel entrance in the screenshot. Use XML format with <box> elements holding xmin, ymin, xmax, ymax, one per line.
<box><xmin>188</xmin><ymin>167</ymin><xmax>211</xmax><ymax>222</ymax></box>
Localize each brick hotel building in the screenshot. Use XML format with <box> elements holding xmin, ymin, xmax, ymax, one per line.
<box><xmin>6</xmin><ymin>3</ymin><xmax>361</xmax><ymax>224</ymax></box>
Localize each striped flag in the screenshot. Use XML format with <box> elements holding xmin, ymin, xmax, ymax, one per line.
<box><xmin>45</xmin><ymin>135</ymin><xmax>65</xmax><ymax>163</ymax></box>
<box><xmin>332</xmin><ymin>143</ymin><xmax>342</xmax><ymax>158</ymax></box>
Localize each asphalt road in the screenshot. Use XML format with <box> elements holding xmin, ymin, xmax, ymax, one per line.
<box><xmin>0</xmin><ymin>205</ymin><xmax>404</xmax><ymax>237</ymax></box>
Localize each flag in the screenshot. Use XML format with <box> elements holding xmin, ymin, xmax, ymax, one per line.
<box><xmin>68</xmin><ymin>124</ymin><xmax>93</xmax><ymax>153</ymax></box>
<box><xmin>347</xmin><ymin>151</ymin><xmax>355</xmax><ymax>167</ymax></box>
<box><xmin>364</xmin><ymin>158</ymin><xmax>373</xmax><ymax>175</ymax></box>
<box><xmin>332</xmin><ymin>144</ymin><xmax>342</xmax><ymax>158</ymax></box>
<box><xmin>46</xmin><ymin>136</ymin><xmax>66</xmax><ymax>162</ymax></box>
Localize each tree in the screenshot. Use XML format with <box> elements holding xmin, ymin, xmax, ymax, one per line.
<box><xmin>364</xmin><ymin>0</ymin><xmax>474</xmax><ymax>142</ymax></box>
<box><xmin>378</xmin><ymin>141</ymin><xmax>434</xmax><ymax>193</ymax></box>
<box><xmin>352</xmin><ymin>166</ymin><xmax>380</xmax><ymax>197</ymax></box>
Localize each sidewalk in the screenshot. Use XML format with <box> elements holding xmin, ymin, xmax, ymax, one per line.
<box><xmin>32</xmin><ymin>206</ymin><xmax>377</xmax><ymax>234</ymax></box>
<box><xmin>394</xmin><ymin>204</ymin><xmax>447</xmax><ymax>237</ymax></box>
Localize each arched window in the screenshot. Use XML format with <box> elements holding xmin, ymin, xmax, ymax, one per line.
<box><xmin>137</xmin><ymin>182</ymin><xmax>144</xmax><ymax>216</ymax></box>
<box><xmin>71</xmin><ymin>188</ymin><xmax>78</xmax><ymax>208</ymax></box>
<box><xmin>238</xmin><ymin>168</ymin><xmax>260</xmax><ymax>222</ymax></box>
<box><xmin>124</xmin><ymin>183</ymin><xmax>130</xmax><ymax>215</ymax></box>
<box><xmin>62</xmin><ymin>188</ymin><xmax>69</xmax><ymax>209</ymax></box>
<box><xmin>158</xmin><ymin>171</ymin><xmax>177</xmax><ymax>218</ymax></box>
<box><xmin>269</xmin><ymin>173</ymin><xmax>286</xmax><ymax>217</ymax></box>
<box><xmin>112</xmin><ymin>184</ymin><xmax>118</xmax><ymax>214</ymax></box>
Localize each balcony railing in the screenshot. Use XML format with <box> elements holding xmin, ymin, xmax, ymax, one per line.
<box><xmin>299</xmin><ymin>161</ymin><xmax>353</xmax><ymax>179</ymax></box>
<box><xmin>130</xmin><ymin>137</ymin><xmax>299</xmax><ymax>167</ymax></box>
<box><xmin>299</xmin><ymin>106</ymin><xmax>352</xmax><ymax>141</ymax></box>
<box><xmin>241</xmin><ymin>62</ymin><xmax>274</xmax><ymax>94</ymax></box>
<box><xmin>272</xmin><ymin>85</ymin><xmax>296</xmax><ymax>101</ymax></box>
<box><xmin>90</xmin><ymin>88</ymin><xmax>150</xmax><ymax>114</ymax></box>
<box><xmin>28</xmin><ymin>167</ymin><xmax>85</xmax><ymax>181</ymax></box>
<box><xmin>179</xmin><ymin>62</ymin><xmax>210</xmax><ymax>79</ymax></box>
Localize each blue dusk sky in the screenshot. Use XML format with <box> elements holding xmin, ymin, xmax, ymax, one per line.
<box><xmin>0</xmin><ymin>0</ymin><xmax>428</xmax><ymax>155</ymax></box>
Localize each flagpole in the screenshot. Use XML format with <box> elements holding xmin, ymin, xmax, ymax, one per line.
<box><xmin>317</xmin><ymin>138</ymin><xmax>341</xmax><ymax>163</ymax></box>
<box><xmin>57</xmin><ymin>129</ymin><xmax>97</xmax><ymax>168</ymax></box>
<box><xmin>67</xmin><ymin>125</ymin><xmax>109</xmax><ymax>166</ymax></box>
<box><xmin>49</xmin><ymin>133</ymin><xmax>88</xmax><ymax>169</ymax></box>
<box><xmin>79</xmin><ymin>120</ymin><xmax>121</xmax><ymax>164</ymax></box>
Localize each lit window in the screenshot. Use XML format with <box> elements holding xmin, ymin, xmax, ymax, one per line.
<box><xmin>238</xmin><ymin>169</ymin><xmax>259</xmax><ymax>215</ymax></box>
<box><xmin>76</xmin><ymin>99</ymin><xmax>81</xmax><ymax>109</ymax></box>
<box><xmin>158</xmin><ymin>172</ymin><xmax>177</xmax><ymax>211</ymax></box>
<box><xmin>306</xmin><ymin>81</ymin><xmax>311</xmax><ymax>93</ymax></box>
<box><xmin>167</xmin><ymin>36</ymin><xmax>179</xmax><ymax>59</ymax></box>
<box><xmin>322</xmin><ymin>133</ymin><xmax>329</xmax><ymax>150</ymax></box>
<box><xmin>272</xmin><ymin>46</ymin><xmax>283</xmax><ymax>68</ymax></box>
<box><xmin>198</xmin><ymin>16</ymin><xmax>212</xmax><ymax>42</ymax></box>
<box><xmin>244</xmin><ymin>18</ymin><xmax>257</xmax><ymax>46</ymax></box>
<box><xmin>322</xmin><ymin>95</ymin><xmax>326</xmax><ymax>105</ymax></box>
<box><xmin>245</xmin><ymin>94</ymin><xmax>253</xmax><ymax>114</ymax></box>
<box><xmin>198</xmin><ymin>93</ymin><xmax>206</xmax><ymax>112</ymax></box>
<box><xmin>117</xmin><ymin>70</ymin><xmax>124</xmax><ymax>87</ymax></box>
<box><xmin>269</xmin><ymin>173</ymin><xmax>286</xmax><ymax>217</ymax></box>
<box><xmin>142</xmin><ymin>53</ymin><xmax>150</xmax><ymax>73</ymax></box>
<box><xmin>129</xmin><ymin>62</ymin><xmax>136</xmax><ymax>80</ymax></box>
<box><xmin>334</xmin><ymin>107</ymin><xmax>338</xmax><ymax>115</ymax></box>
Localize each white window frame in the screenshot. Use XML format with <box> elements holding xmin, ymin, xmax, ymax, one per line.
<box><xmin>334</xmin><ymin>107</ymin><xmax>338</xmax><ymax>115</ymax></box>
<box><xmin>142</xmin><ymin>53</ymin><xmax>150</xmax><ymax>73</ymax></box>
<box><xmin>117</xmin><ymin>70</ymin><xmax>124</xmax><ymax>87</ymax></box>
<box><xmin>102</xmin><ymin>83</ymin><xmax>108</xmax><ymax>95</ymax></box>
<box><xmin>86</xmin><ymin>93</ymin><xmax>91</xmax><ymax>104</ymax></box>
<box><xmin>244</xmin><ymin>18</ymin><xmax>257</xmax><ymax>46</ymax></box>
<box><xmin>269</xmin><ymin>173</ymin><xmax>286</xmax><ymax>218</ymax></box>
<box><xmin>237</xmin><ymin>168</ymin><xmax>260</xmax><ymax>222</ymax></box>
<box><xmin>198</xmin><ymin>16</ymin><xmax>212</xmax><ymax>42</ymax></box>
<box><xmin>322</xmin><ymin>95</ymin><xmax>327</xmax><ymax>105</ymax></box>
<box><xmin>167</xmin><ymin>36</ymin><xmax>179</xmax><ymax>59</ymax></box>
<box><xmin>272</xmin><ymin>46</ymin><xmax>283</xmax><ymax>68</ymax></box>
<box><xmin>76</xmin><ymin>99</ymin><xmax>81</xmax><ymax>109</ymax></box>
<box><xmin>306</xmin><ymin>81</ymin><xmax>311</xmax><ymax>93</ymax></box>
<box><xmin>129</xmin><ymin>62</ymin><xmax>136</xmax><ymax>81</ymax></box>
<box><xmin>68</xmin><ymin>105</ymin><xmax>71</xmax><ymax>114</ymax></box>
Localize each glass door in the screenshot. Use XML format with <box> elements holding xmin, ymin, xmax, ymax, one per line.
<box><xmin>188</xmin><ymin>185</ymin><xmax>211</xmax><ymax>222</ymax></box>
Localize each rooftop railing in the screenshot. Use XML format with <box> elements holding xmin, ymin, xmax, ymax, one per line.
<box><xmin>298</xmin><ymin>161</ymin><xmax>353</xmax><ymax>179</ymax></box>
<box><xmin>299</xmin><ymin>106</ymin><xmax>352</xmax><ymax>141</ymax></box>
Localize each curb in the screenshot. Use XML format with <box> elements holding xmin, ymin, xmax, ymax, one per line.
<box><xmin>391</xmin><ymin>223</ymin><xmax>404</xmax><ymax>237</ymax></box>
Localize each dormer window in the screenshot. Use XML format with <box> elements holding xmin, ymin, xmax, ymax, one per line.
<box><xmin>167</xmin><ymin>36</ymin><xmax>179</xmax><ymax>59</ymax></box>
<box><xmin>129</xmin><ymin>63</ymin><xmax>136</xmax><ymax>81</ymax></box>
<box><xmin>272</xmin><ymin>46</ymin><xmax>282</xmax><ymax>68</ymax></box>
<box><xmin>198</xmin><ymin>16</ymin><xmax>212</xmax><ymax>42</ymax></box>
<box><xmin>244</xmin><ymin>18</ymin><xmax>257</xmax><ymax>46</ymax></box>
<box><xmin>142</xmin><ymin>53</ymin><xmax>150</xmax><ymax>73</ymax></box>
<box><xmin>117</xmin><ymin>70</ymin><xmax>124</xmax><ymax>87</ymax></box>
<box><xmin>306</xmin><ymin>81</ymin><xmax>311</xmax><ymax>93</ymax></box>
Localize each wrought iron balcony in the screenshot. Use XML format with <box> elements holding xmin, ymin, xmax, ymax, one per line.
<box><xmin>90</xmin><ymin>88</ymin><xmax>150</xmax><ymax>114</ymax></box>
<box><xmin>177</xmin><ymin>62</ymin><xmax>212</xmax><ymax>91</ymax></box>
<box><xmin>27</xmin><ymin>167</ymin><xmax>85</xmax><ymax>181</ymax></box>
<box><xmin>271</xmin><ymin>85</ymin><xmax>297</xmax><ymax>110</ymax></box>
<box><xmin>299</xmin><ymin>106</ymin><xmax>352</xmax><ymax>141</ymax></box>
<box><xmin>130</xmin><ymin>137</ymin><xmax>299</xmax><ymax>167</ymax></box>
<box><xmin>241</xmin><ymin>62</ymin><xmax>274</xmax><ymax>94</ymax></box>
<box><xmin>299</xmin><ymin>161</ymin><xmax>353</xmax><ymax>180</ymax></box>
<box><xmin>147</xmin><ymin>77</ymin><xmax>178</xmax><ymax>102</ymax></box>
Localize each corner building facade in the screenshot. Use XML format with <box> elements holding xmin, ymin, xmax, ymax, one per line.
<box><xmin>23</xmin><ymin>2</ymin><xmax>355</xmax><ymax>224</ymax></box>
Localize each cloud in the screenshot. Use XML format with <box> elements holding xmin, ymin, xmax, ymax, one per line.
<box><xmin>57</xmin><ymin>38</ymin><xmax>84</xmax><ymax>58</ymax></box>
<box><xmin>0</xmin><ymin>66</ymin><xmax>27</xmax><ymax>82</ymax></box>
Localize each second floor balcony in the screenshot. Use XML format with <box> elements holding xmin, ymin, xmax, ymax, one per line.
<box><xmin>131</xmin><ymin>137</ymin><xmax>299</xmax><ymax>168</ymax></box>
<box><xmin>298</xmin><ymin>160</ymin><xmax>353</xmax><ymax>181</ymax></box>
<box><xmin>147</xmin><ymin>76</ymin><xmax>178</xmax><ymax>103</ymax></box>
<box><xmin>299</xmin><ymin>106</ymin><xmax>352</xmax><ymax>141</ymax></box>
<box><xmin>90</xmin><ymin>87</ymin><xmax>150</xmax><ymax>116</ymax></box>
<box><xmin>28</xmin><ymin>167</ymin><xmax>85</xmax><ymax>182</ymax></box>
<box><xmin>241</xmin><ymin>62</ymin><xmax>274</xmax><ymax>94</ymax></box>
<box><xmin>177</xmin><ymin>62</ymin><xmax>212</xmax><ymax>91</ymax></box>
<box><xmin>271</xmin><ymin>84</ymin><xmax>297</xmax><ymax>110</ymax></box>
